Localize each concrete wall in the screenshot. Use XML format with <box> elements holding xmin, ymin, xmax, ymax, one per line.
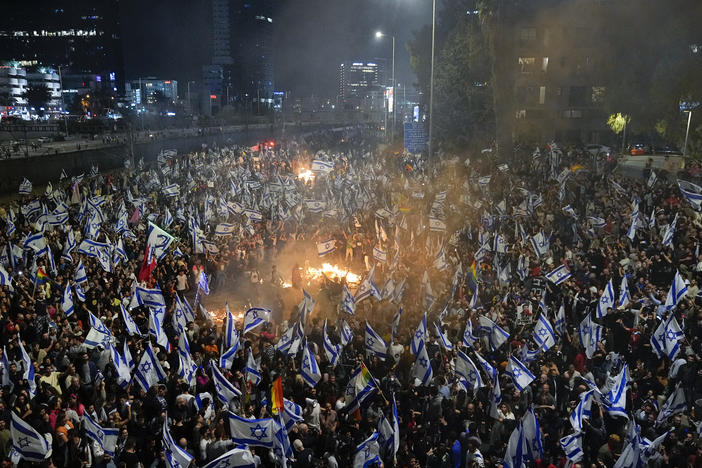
<box><xmin>0</xmin><ymin>125</ymin><xmax>276</xmax><ymax>195</ymax></box>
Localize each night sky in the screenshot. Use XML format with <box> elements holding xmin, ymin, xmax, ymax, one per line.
<box><xmin>120</xmin><ymin>0</ymin><xmax>432</xmax><ymax>97</ymax></box>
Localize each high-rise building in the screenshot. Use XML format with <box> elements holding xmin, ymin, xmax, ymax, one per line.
<box><xmin>0</xmin><ymin>63</ymin><xmax>63</xmax><ymax>116</ymax></box>
<box><xmin>0</xmin><ymin>0</ymin><xmax>125</xmax><ymax>92</ymax></box>
<box><xmin>338</xmin><ymin>61</ymin><xmax>386</xmax><ymax>111</ymax></box>
<box><xmin>125</xmin><ymin>78</ymin><xmax>178</xmax><ymax>106</ymax></box>
<box><xmin>203</xmin><ymin>0</ymin><xmax>275</xmax><ymax>114</ymax></box>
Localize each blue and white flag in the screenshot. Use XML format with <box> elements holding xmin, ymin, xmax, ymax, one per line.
<box><xmin>311</xmin><ymin>159</ymin><xmax>334</xmax><ymax>173</ymax></box>
<box><xmin>215</xmin><ymin>223</ymin><xmax>236</xmax><ymax>237</ymax></box>
<box><xmin>455</xmin><ymin>350</ymin><xmax>483</xmax><ymax>392</ymax></box>
<box><xmin>163</xmin><ymin>207</ymin><xmax>174</xmax><ymax>229</ymax></box>
<box><xmin>560</xmin><ymin>431</ymin><xmax>584</xmax><ymax>464</ymax></box>
<box><xmin>678</xmin><ymin>179</ymin><xmax>702</xmax><ymax>211</ymax></box>
<box><xmin>365</xmin><ymin>322</ymin><xmax>387</xmax><ymax>360</ymax></box>
<box><xmin>604</xmin><ymin>365</ymin><xmax>629</xmax><ymax>419</ymax></box>
<box><xmin>317</xmin><ymin>239</ymin><xmax>336</xmax><ymax>256</ymax></box>
<box><xmin>569</xmin><ymin>390</ymin><xmax>594</xmax><ymax>431</ymax></box>
<box><xmin>202</xmin><ymin>447</ymin><xmax>256</xmax><ymax>468</ymax></box>
<box><xmin>664</xmin><ymin>270</ymin><xmax>688</xmax><ymax>310</ymax></box>
<box><xmin>245</xmin><ymin>348</ymin><xmax>261</xmax><ymax>386</ymax></box>
<box><xmin>83</xmin><ymin>413</ymin><xmax>118</xmax><ymax>456</ymax></box>
<box><xmin>354</xmin><ymin>266</ymin><xmax>377</xmax><ymax>304</ymax></box>
<box><xmin>433</xmin><ymin>322</ymin><xmax>453</xmax><ymax>351</ymax></box>
<box><xmin>503</xmin><ymin>424</ymin><xmax>525</xmax><ymax>468</ymax></box>
<box><xmin>578</xmin><ymin>313</ymin><xmax>603</xmax><ymax>359</ymax></box>
<box><xmin>163</xmin><ymin>418</ymin><xmax>194</xmax><ymax>468</ymax></box>
<box><xmin>596</xmin><ymin>279</ymin><xmax>616</xmax><ymax>318</ymax></box>
<box><xmin>478</xmin><ymin>316</ymin><xmax>510</xmax><ymax>351</ymax></box>
<box><xmin>120</xmin><ymin>303</ymin><xmax>141</xmax><ymax>336</ymax></box>
<box><xmin>655</xmin><ymin>383</ymin><xmax>686</xmax><ymax>425</ymax></box>
<box><xmin>301</xmin><ymin>343</ymin><xmax>321</xmax><ymax>387</ymax></box>
<box><xmin>662</xmin><ymin>213</ymin><xmax>678</xmax><ymax>248</ymax></box>
<box><xmin>354</xmin><ymin>431</ymin><xmax>381</xmax><ymax>468</ymax></box>
<box><xmin>506</xmin><ymin>355</ymin><xmax>535</xmax><ymax>391</ymax></box>
<box><xmin>411</xmin><ymin>315</ymin><xmax>427</xmax><ymax>354</ymax></box>
<box><xmin>276</xmin><ymin>323</ymin><xmax>302</xmax><ymax>357</ymax></box>
<box><xmin>18</xmin><ymin>178</ymin><xmax>32</xmax><ymax>195</ymax></box>
<box><xmin>545</xmin><ymin>264</ymin><xmax>571</xmax><ymax>285</ymax></box>
<box><xmin>390</xmin><ymin>308</ymin><xmax>402</xmax><ymax>345</ymax></box>
<box><xmin>61</xmin><ymin>283</ymin><xmax>74</xmax><ymax>316</ymax></box>
<box><xmin>651</xmin><ymin>313</ymin><xmax>683</xmax><ymax>360</ymax></box>
<box><xmin>135</xmin><ymin>285</ymin><xmax>166</xmax><ymax>309</ymax></box>
<box><xmin>411</xmin><ymin>341</ymin><xmax>433</xmax><ymax>386</ymax></box>
<box><xmin>134</xmin><ymin>343</ymin><xmax>167</xmax><ymax>391</ymax></box>
<box><xmin>522</xmin><ymin>408</ymin><xmax>543</xmax><ymax>462</ymax></box>
<box><xmin>532</xmin><ymin>314</ymin><xmax>556</xmax><ymax>352</ymax></box>
<box><xmin>341</xmin><ymin>284</ymin><xmax>356</xmax><ymax>315</ymax></box>
<box><xmin>210</xmin><ymin>360</ymin><xmax>242</xmax><ymax>406</ymax></box>
<box><xmin>588</xmin><ymin>216</ymin><xmax>606</xmax><ymax>228</ymax></box>
<box><xmin>530</xmin><ymin>231</ymin><xmax>550</xmax><ymax>258</ymax></box>
<box><xmin>78</xmin><ymin>239</ymin><xmax>112</xmax><ymax>272</ymax></box>
<box><xmin>162</xmin><ymin>183</ymin><xmax>180</xmax><ymax>198</ymax></box>
<box><xmin>23</xmin><ymin>232</ymin><xmax>47</xmax><ymax>255</ymax></box>
<box><xmin>228</xmin><ymin>414</ymin><xmax>277</xmax><ymax>448</ymax></box>
<box><xmin>243</xmin><ymin>307</ymin><xmax>270</xmax><ymax>335</ymax></box>
<box><xmin>17</xmin><ymin>334</ymin><xmax>36</xmax><ymax>397</ymax></box>
<box><xmin>223</xmin><ymin>304</ymin><xmax>240</xmax><ymax>351</ymax></box>
<box><xmin>147</xmin><ymin>222</ymin><xmax>174</xmax><ymax>262</ymax></box>
<box><xmin>372</xmin><ymin>246</ymin><xmax>387</xmax><ymax>263</ymax></box>
<box><xmin>555</xmin><ymin>302</ymin><xmax>566</xmax><ymax>336</ymax></box>
<box><xmin>323</xmin><ymin>320</ymin><xmax>340</xmax><ymax>367</ymax></box>
<box><xmin>340</xmin><ymin>319</ymin><xmax>353</xmax><ymax>347</ymax></box>
<box><xmin>462</xmin><ymin>319</ymin><xmax>479</xmax><ymax>348</ymax></box>
<box><xmin>618</xmin><ymin>275</ymin><xmax>631</xmax><ymax>308</ymax></box>
<box><xmin>10</xmin><ymin>412</ymin><xmax>50</xmax><ymax>462</ymax></box>
<box><xmin>176</xmin><ymin>333</ymin><xmax>197</xmax><ymax>386</ymax></box>
<box><xmin>110</xmin><ymin>344</ymin><xmax>132</xmax><ymax>389</ymax></box>
<box><xmin>74</xmin><ymin>260</ymin><xmax>87</xmax><ymax>283</ymax></box>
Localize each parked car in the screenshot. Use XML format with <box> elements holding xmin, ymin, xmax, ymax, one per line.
<box><xmin>629</xmin><ymin>143</ymin><xmax>649</xmax><ymax>155</ymax></box>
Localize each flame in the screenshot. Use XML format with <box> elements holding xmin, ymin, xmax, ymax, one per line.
<box><xmin>297</xmin><ymin>169</ymin><xmax>315</xmax><ymax>183</ymax></box>
<box><xmin>305</xmin><ymin>263</ymin><xmax>360</xmax><ymax>286</ymax></box>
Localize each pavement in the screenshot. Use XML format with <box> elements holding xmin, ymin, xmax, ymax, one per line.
<box><xmin>615</xmin><ymin>154</ymin><xmax>685</xmax><ymax>180</ymax></box>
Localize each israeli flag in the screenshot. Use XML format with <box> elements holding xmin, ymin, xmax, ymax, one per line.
<box><xmin>354</xmin><ymin>431</ymin><xmax>381</xmax><ymax>468</ymax></box>
<box><xmin>78</xmin><ymin>239</ymin><xmax>111</xmax><ymax>272</ymax></box>
<box><xmin>163</xmin><ymin>419</ymin><xmax>194</xmax><ymax>468</ymax></box>
<box><xmin>433</xmin><ymin>322</ymin><xmax>453</xmax><ymax>351</ymax></box>
<box><xmin>365</xmin><ymin>322</ymin><xmax>387</xmax><ymax>360</ymax></box>
<box><xmin>136</xmin><ymin>286</ymin><xmax>166</xmax><ymax>308</ymax></box>
<box><xmin>391</xmin><ymin>308</ymin><xmax>402</xmax><ymax>344</ymax></box>
<box><xmin>119</xmin><ymin>303</ymin><xmax>141</xmax><ymax>336</ymax></box>
<box><xmin>530</xmin><ymin>231</ymin><xmax>550</xmax><ymax>258</ymax></box>
<box><xmin>23</xmin><ymin>232</ymin><xmax>47</xmax><ymax>254</ymax></box>
<box><xmin>215</xmin><ymin>223</ymin><xmax>236</xmax><ymax>236</ymax></box>
<box><xmin>341</xmin><ymin>284</ymin><xmax>356</xmax><ymax>314</ymax></box>
<box><xmin>340</xmin><ymin>319</ymin><xmax>353</xmax><ymax>347</ymax></box>
<box><xmin>18</xmin><ymin>178</ymin><xmax>32</xmax><ymax>195</ymax></box>
<box><xmin>604</xmin><ymin>364</ymin><xmax>629</xmax><ymax>419</ymax></box>
<box><xmin>588</xmin><ymin>216</ymin><xmax>606</xmax><ymax>229</ymax></box>
<box><xmin>323</xmin><ymin>320</ymin><xmax>340</xmax><ymax>367</ymax></box>
<box><xmin>428</xmin><ymin>217</ymin><xmax>447</xmax><ymax>232</ymax></box>
<box><xmin>372</xmin><ymin>246</ymin><xmax>387</xmax><ymax>263</ymax></box>
<box><xmin>162</xmin><ymin>183</ymin><xmax>180</xmax><ymax>198</ymax></box>
<box><xmin>522</xmin><ymin>408</ymin><xmax>543</xmax><ymax>462</ymax></box>
<box><xmin>74</xmin><ymin>260</ymin><xmax>87</xmax><ymax>283</ymax></box>
<box><xmin>578</xmin><ymin>313</ymin><xmax>602</xmax><ymax>359</ymax></box>
<box><xmin>316</xmin><ymin>239</ymin><xmax>336</xmax><ymax>256</ymax></box>
<box><xmin>560</xmin><ymin>431</ymin><xmax>584</xmax><ymax>464</ymax></box>
<box><xmin>301</xmin><ymin>343</ymin><xmax>321</xmax><ymax>387</ymax></box>
<box><xmin>74</xmin><ymin>282</ymin><xmax>86</xmax><ymax>302</ymax></box>
<box><xmin>163</xmin><ymin>207</ymin><xmax>174</xmax><ymax>229</ymax></box>
<box><xmin>10</xmin><ymin>412</ymin><xmax>50</xmax><ymax>462</ymax></box>
<box><xmin>596</xmin><ymin>279</ymin><xmax>616</xmax><ymax>318</ymax></box>
<box><xmin>134</xmin><ymin>343</ymin><xmax>167</xmax><ymax>391</ymax></box>
<box><xmin>532</xmin><ymin>314</ymin><xmax>556</xmax><ymax>352</ymax></box>
<box><xmin>147</xmin><ymin>222</ymin><xmax>174</xmax><ymax>261</ymax></box>
<box><xmin>210</xmin><ymin>360</ymin><xmax>242</xmax><ymax>405</ymax></box>
<box><xmin>411</xmin><ymin>315</ymin><xmax>427</xmax><ymax>355</ymax></box>
<box><xmin>506</xmin><ymin>355</ymin><xmax>535</xmax><ymax>391</ymax></box>
<box><xmin>664</xmin><ymin>270</ymin><xmax>688</xmax><ymax>310</ymax></box>
<box><xmin>618</xmin><ymin>276</ymin><xmax>631</xmax><ymax>308</ymax></box>
<box><xmin>655</xmin><ymin>384</ymin><xmax>686</xmax><ymax>425</ymax></box>
<box><xmin>503</xmin><ymin>423</ymin><xmax>525</xmax><ymax>468</ymax></box>
<box><xmin>662</xmin><ymin>213</ymin><xmax>678</xmax><ymax>248</ymax></box>
<box><xmin>647</xmin><ymin>170</ymin><xmax>657</xmax><ymax>188</ymax></box>
<box><xmin>17</xmin><ymin>334</ymin><xmax>36</xmax><ymax>397</ymax></box>
<box><xmin>110</xmin><ymin>344</ymin><xmax>132</xmax><ymax>389</ymax></box>
<box><xmin>570</xmin><ymin>390</ymin><xmax>594</xmax><ymax>431</ymax></box>
<box><xmin>311</xmin><ymin>159</ymin><xmax>334</xmax><ymax>173</ymax></box>
<box><xmin>223</xmin><ymin>304</ymin><xmax>240</xmax><ymax>351</ymax></box>
<box><xmin>61</xmin><ymin>283</ymin><xmax>74</xmax><ymax>316</ymax></box>
<box><xmin>411</xmin><ymin>340</ymin><xmax>433</xmax><ymax>386</ymax></box>
<box><xmin>83</xmin><ymin>413</ymin><xmax>118</xmax><ymax>456</ymax></box>
<box><xmin>228</xmin><ymin>414</ymin><xmax>277</xmax><ymax>448</ymax></box>
<box><xmin>478</xmin><ymin>316</ymin><xmax>510</xmax><ymax>352</ymax></box>
<box><xmin>463</xmin><ymin>319</ymin><xmax>478</xmax><ymax>348</ymax></box>
<box><xmin>149</xmin><ymin>308</ymin><xmax>170</xmax><ymax>350</ymax></box>
<box><xmin>202</xmin><ymin>447</ymin><xmax>256</xmax><ymax>468</ymax></box>
<box><xmin>555</xmin><ymin>302</ymin><xmax>566</xmax><ymax>336</ymax></box>
<box><xmin>243</xmin><ymin>307</ymin><xmax>270</xmax><ymax>335</ymax></box>
<box><xmin>276</xmin><ymin>323</ymin><xmax>299</xmax><ymax>356</ymax></box>
<box><xmin>678</xmin><ymin>179</ymin><xmax>702</xmax><ymax>211</ymax></box>
<box><xmin>650</xmin><ymin>313</ymin><xmax>683</xmax><ymax>360</ymax></box>
<box><xmin>245</xmin><ymin>348</ymin><xmax>261</xmax><ymax>386</ymax></box>
<box><xmin>545</xmin><ymin>264</ymin><xmax>571</xmax><ymax>285</ymax></box>
<box><xmin>455</xmin><ymin>350</ymin><xmax>483</xmax><ymax>392</ymax></box>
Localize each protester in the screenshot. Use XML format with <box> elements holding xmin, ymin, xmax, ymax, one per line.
<box><xmin>0</xmin><ymin>130</ymin><xmax>701</xmax><ymax>468</ymax></box>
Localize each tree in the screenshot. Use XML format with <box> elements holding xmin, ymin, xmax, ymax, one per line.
<box><xmin>22</xmin><ymin>84</ymin><xmax>51</xmax><ymax>116</ymax></box>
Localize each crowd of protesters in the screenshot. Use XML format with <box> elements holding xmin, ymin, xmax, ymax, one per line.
<box><xmin>0</xmin><ymin>126</ymin><xmax>701</xmax><ymax>468</ymax></box>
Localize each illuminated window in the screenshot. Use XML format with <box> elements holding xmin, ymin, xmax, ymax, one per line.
<box><xmin>518</xmin><ymin>57</ymin><xmax>535</xmax><ymax>73</ymax></box>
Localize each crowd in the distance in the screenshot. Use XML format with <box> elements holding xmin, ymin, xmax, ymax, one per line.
<box><xmin>0</xmin><ymin>127</ymin><xmax>701</xmax><ymax>468</ymax></box>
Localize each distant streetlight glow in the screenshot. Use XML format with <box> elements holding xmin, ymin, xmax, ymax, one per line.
<box><xmin>375</xmin><ymin>31</ymin><xmax>383</xmax><ymax>38</ymax></box>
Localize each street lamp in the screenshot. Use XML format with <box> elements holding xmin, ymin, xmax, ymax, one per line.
<box><xmin>375</xmin><ymin>31</ymin><xmax>395</xmax><ymax>144</ymax></box>
<box><xmin>429</xmin><ymin>0</ymin><xmax>436</xmax><ymax>160</ymax></box>
<box><xmin>683</xmin><ymin>109</ymin><xmax>693</xmax><ymax>158</ymax></box>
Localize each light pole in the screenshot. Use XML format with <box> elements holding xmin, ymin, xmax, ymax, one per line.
<box><xmin>683</xmin><ymin>110</ymin><xmax>693</xmax><ymax>158</ymax></box>
<box><xmin>428</xmin><ymin>0</ymin><xmax>436</xmax><ymax>160</ymax></box>
<box><xmin>376</xmin><ymin>31</ymin><xmax>395</xmax><ymax>144</ymax></box>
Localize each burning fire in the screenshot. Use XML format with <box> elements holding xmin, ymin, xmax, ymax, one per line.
<box><xmin>297</xmin><ymin>169</ymin><xmax>315</xmax><ymax>183</ymax></box>
<box><xmin>305</xmin><ymin>263</ymin><xmax>360</xmax><ymax>287</ymax></box>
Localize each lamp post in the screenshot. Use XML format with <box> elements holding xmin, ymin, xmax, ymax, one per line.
<box><xmin>683</xmin><ymin>109</ymin><xmax>693</xmax><ymax>158</ymax></box>
<box><xmin>376</xmin><ymin>31</ymin><xmax>395</xmax><ymax>144</ymax></box>
<box><xmin>428</xmin><ymin>0</ymin><xmax>436</xmax><ymax>160</ymax></box>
